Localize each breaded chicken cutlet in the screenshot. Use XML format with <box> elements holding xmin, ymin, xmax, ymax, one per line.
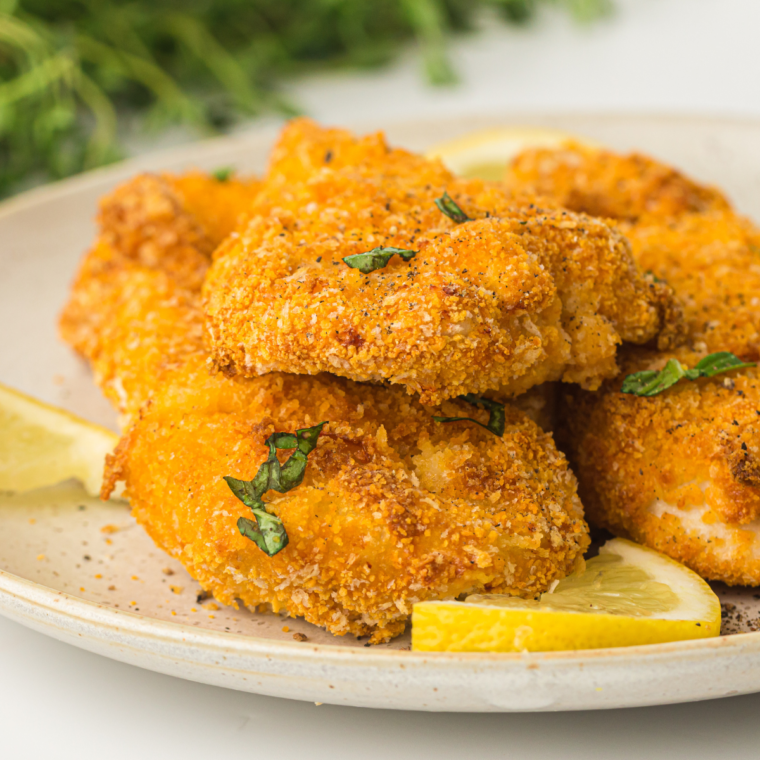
<box><xmin>59</xmin><ymin>169</ymin><xmax>261</xmax><ymax>419</ymax></box>
<box><xmin>563</xmin><ymin>348</ymin><xmax>760</xmax><ymax>586</ymax></box>
<box><xmin>507</xmin><ymin>141</ymin><xmax>760</xmax><ymax>584</ymax></box>
<box><xmin>202</xmin><ymin>120</ymin><xmax>679</xmax><ymax>406</ymax></box>
<box><xmin>59</xmin><ymin>162</ymin><xmax>590</xmax><ymax>643</ymax></box>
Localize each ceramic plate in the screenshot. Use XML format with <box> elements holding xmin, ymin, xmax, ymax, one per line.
<box><xmin>3</xmin><ymin>114</ymin><xmax>760</xmax><ymax>712</ymax></box>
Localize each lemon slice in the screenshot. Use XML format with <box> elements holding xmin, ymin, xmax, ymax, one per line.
<box><xmin>0</xmin><ymin>382</ymin><xmax>118</xmax><ymax>498</ymax></box>
<box><xmin>412</xmin><ymin>538</ymin><xmax>721</xmax><ymax>653</ymax></box>
<box><xmin>425</xmin><ymin>126</ymin><xmax>593</xmax><ymax>181</ymax></box>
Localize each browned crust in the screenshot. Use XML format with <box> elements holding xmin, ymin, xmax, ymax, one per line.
<box><xmin>508</xmin><ymin>141</ymin><xmax>760</xmax><ymax>585</ymax></box>
<box><xmin>201</xmin><ymin>120</ymin><xmax>678</xmax><ymax>405</ymax></box>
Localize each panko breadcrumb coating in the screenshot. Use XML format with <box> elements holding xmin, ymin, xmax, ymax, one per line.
<box><xmin>202</xmin><ymin>120</ymin><xmax>677</xmax><ymax>405</ymax></box>
<box><xmin>629</xmin><ymin>212</ymin><xmax>760</xmax><ymax>359</ymax></box>
<box><xmin>508</xmin><ymin>141</ymin><xmax>760</xmax><ymax>584</ymax></box>
<box><xmin>59</xmin><ymin>174</ymin><xmax>212</xmax><ymax>362</ymax></box>
<box><xmin>59</xmin><ymin>171</ymin><xmax>261</xmax><ymax>421</ymax></box>
<box><xmin>507</xmin><ymin>141</ymin><xmax>730</xmax><ymax>223</ymax></box>
<box><xmin>108</xmin><ymin>369</ymin><xmax>589</xmax><ymax>642</ymax></box>
<box><xmin>508</xmin><ymin>141</ymin><xmax>760</xmax><ymax>358</ymax></box>
<box><xmin>563</xmin><ymin>351</ymin><xmax>760</xmax><ymax>585</ymax></box>
<box><xmin>165</xmin><ymin>170</ymin><xmax>261</xmax><ymax>246</ymax></box>
<box><xmin>60</xmin><ymin>158</ymin><xmax>590</xmax><ymax>642</ymax></box>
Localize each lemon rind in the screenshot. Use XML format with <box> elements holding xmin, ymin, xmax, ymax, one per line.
<box><xmin>412</xmin><ymin>537</ymin><xmax>722</xmax><ymax>653</ymax></box>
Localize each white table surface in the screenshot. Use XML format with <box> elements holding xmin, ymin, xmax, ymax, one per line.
<box><xmin>4</xmin><ymin>0</ymin><xmax>760</xmax><ymax>756</ymax></box>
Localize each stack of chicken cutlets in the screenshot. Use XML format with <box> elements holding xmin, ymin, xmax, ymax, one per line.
<box><xmin>64</xmin><ymin>119</ymin><xmax>747</xmax><ymax>643</ymax></box>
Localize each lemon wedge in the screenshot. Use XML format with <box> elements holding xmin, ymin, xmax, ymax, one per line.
<box><xmin>0</xmin><ymin>382</ymin><xmax>118</xmax><ymax>498</ymax></box>
<box><xmin>412</xmin><ymin>538</ymin><xmax>721</xmax><ymax>653</ymax></box>
<box><xmin>425</xmin><ymin>126</ymin><xmax>593</xmax><ymax>181</ymax></box>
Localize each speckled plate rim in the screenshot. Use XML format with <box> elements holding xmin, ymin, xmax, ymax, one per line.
<box><xmin>4</xmin><ymin>112</ymin><xmax>760</xmax><ymax>711</ymax></box>
<box><xmin>1</xmin><ymin>564</ymin><xmax>757</xmax><ymax>662</ymax></box>
<box><xmin>2</xmin><ymin>563</ymin><xmax>760</xmax><ymax>711</ymax></box>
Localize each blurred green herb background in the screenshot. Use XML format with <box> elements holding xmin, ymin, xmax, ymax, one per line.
<box><xmin>0</xmin><ymin>0</ymin><xmax>611</xmax><ymax>197</ymax></box>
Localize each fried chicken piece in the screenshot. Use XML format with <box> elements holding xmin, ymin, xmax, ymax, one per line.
<box><xmin>59</xmin><ymin>174</ymin><xmax>211</xmax><ymax>364</ymax></box>
<box><xmin>165</xmin><ymin>170</ymin><xmax>261</xmax><ymax>246</ymax></box>
<box><xmin>507</xmin><ymin>141</ymin><xmax>730</xmax><ymax>222</ymax></box>
<box><xmin>108</xmin><ymin>369</ymin><xmax>589</xmax><ymax>642</ymax></box>
<box><xmin>202</xmin><ymin>120</ymin><xmax>676</xmax><ymax>405</ymax></box>
<box><xmin>59</xmin><ymin>171</ymin><xmax>261</xmax><ymax>420</ymax></box>
<box><xmin>60</xmin><ymin>165</ymin><xmax>589</xmax><ymax>642</ymax></box>
<box><xmin>563</xmin><ymin>351</ymin><xmax>760</xmax><ymax>585</ymax></box>
<box><xmin>508</xmin><ymin>142</ymin><xmax>760</xmax><ymax>583</ymax></box>
<box><xmin>508</xmin><ymin>141</ymin><xmax>760</xmax><ymax>357</ymax></box>
<box><xmin>629</xmin><ymin>211</ymin><xmax>760</xmax><ymax>359</ymax></box>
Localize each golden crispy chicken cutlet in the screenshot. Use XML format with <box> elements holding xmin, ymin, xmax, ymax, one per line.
<box><xmin>108</xmin><ymin>370</ymin><xmax>590</xmax><ymax>642</ymax></box>
<box><xmin>564</xmin><ymin>349</ymin><xmax>760</xmax><ymax>585</ymax></box>
<box><xmin>508</xmin><ymin>141</ymin><xmax>760</xmax><ymax>584</ymax></box>
<box><xmin>629</xmin><ymin>211</ymin><xmax>760</xmax><ymax>359</ymax></box>
<box><xmin>202</xmin><ymin>120</ymin><xmax>677</xmax><ymax>405</ymax></box>
<box><xmin>60</xmin><ymin>162</ymin><xmax>590</xmax><ymax>642</ymax></box>
<box><xmin>506</xmin><ymin>140</ymin><xmax>730</xmax><ymax>223</ymax></box>
<box><xmin>59</xmin><ymin>171</ymin><xmax>261</xmax><ymax>420</ymax></box>
<box><xmin>165</xmin><ymin>169</ymin><xmax>262</xmax><ymax>246</ymax></box>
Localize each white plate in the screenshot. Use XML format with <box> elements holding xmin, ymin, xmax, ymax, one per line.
<box><xmin>3</xmin><ymin>114</ymin><xmax>760</xmax><ymax>712</ymax></box>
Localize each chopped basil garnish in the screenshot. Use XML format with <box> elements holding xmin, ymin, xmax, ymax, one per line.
<box><xmin>212</xmin><ymin>166</ymin><xmax>233</xmax><ymax>182</ymax></box>
<box><xmin>435</xmin><ymin>191</ymin><xmax>471</xmax><ymax>224</ymax></box>
<box><xmin>342</xmin><ymin>246</ymin><xmax>417</xmax><ymax>274</ymax></box>
<box><xmin>224</xmin><ymin>421</ymin><xmax>327</xmax><ymax>555</ymax></box>
<box><xmin>621</xmin><ymin>352</ymin><xmax>755</xmax><ymax>397</ymax></box>
<box><xmin>433</xmin><ymin>393</ymin><xmax>505</xmax><ymax>437</ymax></box>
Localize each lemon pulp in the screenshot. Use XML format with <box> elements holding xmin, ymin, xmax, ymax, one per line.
<box><xmin>0</xmin><ymin>382</ymin><xmax>118</xmax><ymax>497</ymax></box>
<box><xmin>468</xmin><ymin>552</ymin><xmax>679</xmax><ymax>616</ymax></box>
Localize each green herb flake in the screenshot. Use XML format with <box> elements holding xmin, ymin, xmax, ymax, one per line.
<box><xmin>435</xmin><ymin>191</ymin><xmax>471</xmax><ymax>224</ymax></box>
<box><xmin>224</xmin><ymin>421</ymin><xmax>327</xmax><ymax>555</ymax></box>
<box><xmin>433</xmin><ymin>393</ymin><xmax>506</xmax><ymax>437</ymax></box>
<box><xmin>212</xmin><ymin>166</ymin><xmax>234</xmax><ymax>182</ymax></box>
<box><xmin>693</xmin><ymin>352</ymin><xmax>756</xmax><ymax>377</ymax></box>
<box><xmin>621</xmin><ymin>352</ymin><xmax>756</xmax><ymax>397</ymax></box>
<box><xmin>342</xmin><ymin>247</ymin><xmax>417</xmax><ymax>274</ymax></box>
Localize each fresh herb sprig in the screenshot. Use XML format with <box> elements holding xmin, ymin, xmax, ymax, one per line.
<box><xmin>621</xmin><ymin>352</ymin><xmax>756</xmax><ymax>397</ymax></box>
<box><xmin>433</xmin><ymin>393</ymin><xmax>506</xmax><ymax>437</ymax></box>
<box><xmin>343</xmin><ymin>246</ymin><xmax>417</xmax><ymax>274</ymax></box>
<box><xmin>225</xmin><ymin>421</ymin><xmax>327</xmax><ymax>555</ymax></box>
<box><xmin>1</xmin><ymin>2</ymin><xmax>611</xmax><ymax>198</ymax></box>
<box><xmin>435</xmin><ymin>191</ymin><xmax>471</xmax><ymax>223</ymax></box>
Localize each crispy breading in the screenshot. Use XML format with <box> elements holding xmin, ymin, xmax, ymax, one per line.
<box><xmin>107</xmin><ymin>367</ymin><xmax>589</xmax><ymax>642</ymax></box>
<box><xmin>562</xmin><ymin>358</ymin><xmax>760</xmax><ymax>585</ymax></box>
<box><xmin>164</xmin><ymin>170</ymin><xmax>261</xmax><ymax>246</ymax></box>
<box><xmin>59</xmin><ymin>158</ymin><xmax>589</xmax><ymax>642</ymax></box>
<box><xmin>59</xmin><ymin>175</ymin><xmax>211</xmax><ymax>364</ymax></box>
<box><xmin>261</xmin><ymin>118</ymin><xmax>449</xmax><ymax>189</ymax></box>
<box><xmin>202</xmin><ymin>120</ymin><xmax>676</xmax><ymax>405</ymax></box>
<box><xmin>59</xmin><ymin>171</ymin><xmax>261</xmax><ymax>418</ymax></box>
<box><xmin>508</xmin><ymin>142</ymin><xmax>760</xmax><ymax>584</ymax></box>
<box><xmin>508</xmin><ymin>142</ymin><xmax>760</xmax><ymax>359</ymax></box>
<box><xmin>507</xmin><ymin>141</ymin><xmax>730</xmax><ymax>222</ymax></box>
<box><xmin>628</xmin><ymin>211</ymin><xmax>760</xmax><ymax>359</ymax></box>
<box><xmin>96</xmin><ymin>173</ymin><xmax>215</xmax><ymax>288</ymax></box>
